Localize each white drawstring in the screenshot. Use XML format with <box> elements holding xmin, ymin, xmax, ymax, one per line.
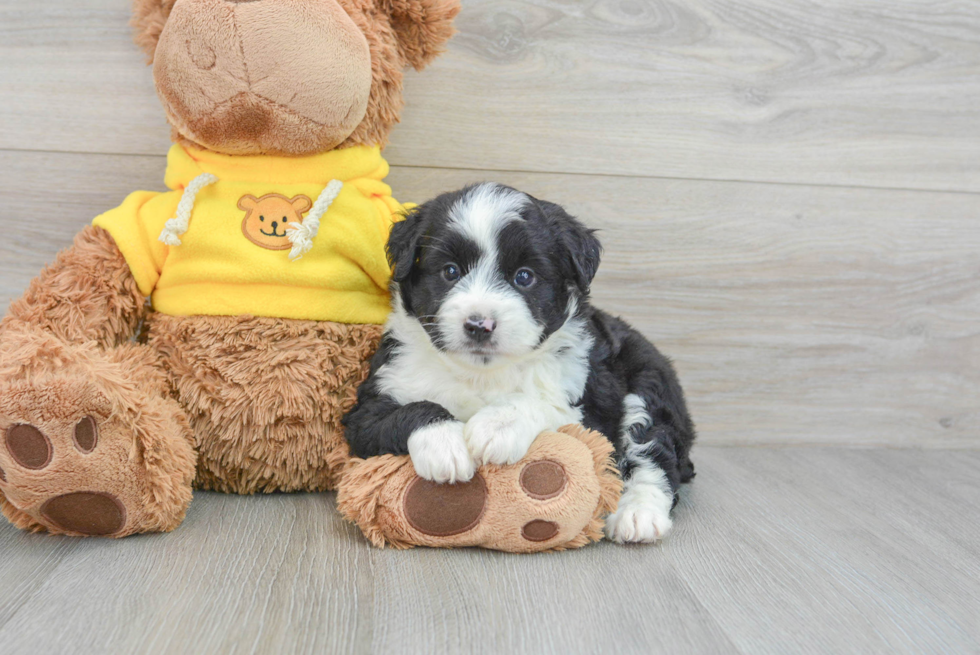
<box><xmin>158</xmin><ymin>173</ymin><xmax>218</xmax><ymax>246</ymax></box>
<box><xmin>286</xmin><ymin>179</ymin><xmax>343</xmax><ymax>261</ymax></box>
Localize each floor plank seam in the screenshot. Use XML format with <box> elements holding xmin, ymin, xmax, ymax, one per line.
<box><xmin>2</xmin><ymin>147</ymin><xmax>980</xmax><ymax>198</ymax></box>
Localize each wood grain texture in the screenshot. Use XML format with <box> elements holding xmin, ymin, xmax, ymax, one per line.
<box><xmin>0</xmin><ymin>493</ymin><xmax>375</xmax><ymax>654</ymax></box>
<box><xmin>3</xmin><ymin>150</ymin><xmax>975</xmax><ymax>448</ymax></box>
<box><xmin>1</xmin><ymin>0</ymin><xmax>979</xmax><ymax>191</ymax></box>
<box><xmin>0</xmin><ymin>447</ymin><xmax>977</xmax><ymax>654</ymax></box>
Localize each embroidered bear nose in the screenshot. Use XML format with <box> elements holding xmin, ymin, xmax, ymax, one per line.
<box><xmin>464</xmin><ymin>315</ymin><xmax>496</xmax><ymax>342</ymax></box>
<box><xmin>271</xmin><ymin>221</ymin><xmax>279</xmax><ymax>229</ymax></box>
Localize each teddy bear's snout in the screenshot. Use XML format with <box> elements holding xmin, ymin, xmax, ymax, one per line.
<box><xmin>154</xmin><ymin>0</ymin><xmax>373</xmax><ymax>155</ymax></box>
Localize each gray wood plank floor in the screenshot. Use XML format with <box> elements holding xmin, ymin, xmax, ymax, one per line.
<box><xmin>0</xmin><ymin>0</ymin><xmax>978</xmax><ymax>653</ymax></box>
<box><xmin>0</xmin><ymin>447</ymin><xmax>977</xmax><ymax>654</ymax></box>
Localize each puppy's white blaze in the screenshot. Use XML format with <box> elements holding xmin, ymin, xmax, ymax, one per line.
<box><xmin>407</xmin><ymin>420</ymin><xmax>475</xmax><ymax>484</ymax></box>
<box><xmin>605</xmin><ymin>463</ymin><xmax>674</xmax><ymax>543</ymax></box>
<box><xmin>447</xmin><ymin>183</ymin><xmax>527</xmax><ymax>257</ymax></box>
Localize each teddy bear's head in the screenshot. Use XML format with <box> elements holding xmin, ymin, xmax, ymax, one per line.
<box><xmin>132</xmin><ymin>0</ymin><xmax>459</xmax><ymax>156</ymax></box>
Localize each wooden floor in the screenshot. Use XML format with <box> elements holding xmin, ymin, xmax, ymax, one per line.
<box><xmin>0</xmin><ymin>0</ymin><xmax>978</xmax><ymax>653</ymax></box>
<box><xmin>0</xmin><ymin>447</ymin><xmax>977</xmax><ymax>654</ymax></box>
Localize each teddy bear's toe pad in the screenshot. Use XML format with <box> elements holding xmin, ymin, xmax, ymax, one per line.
<box><xmin>40</xmin><ymin>492</ymin><xmax>126</xmax><ymax>536</ymax></box>
<box><xmin>404</xmin><ymin>474</ymin><xmax>487</xmax><ymax>537</ymax></box>
<box><xmin>521</xmin><ymin>519</ymin><xmax>560</xmax><ymax>542</ymax></box>
<box><xmin>6</xmin><ymin>424</ymin><xmax>53</xmax><ymax>470</ymax></box>
<box><xmin>520</xmin><ymin>460</ymin><xmax>567</xmax><ymax>499</ymax></box>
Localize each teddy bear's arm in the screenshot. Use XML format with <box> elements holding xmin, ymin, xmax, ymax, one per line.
<box><xmin>1</xmin><ymin>226</ymin><xmax>146</xmax><ymax>349</ymax></box>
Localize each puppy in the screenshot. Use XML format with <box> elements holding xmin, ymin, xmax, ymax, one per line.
<box><xmin>343</xmin><ymin>183</ymin><xmax>696</xmax><ymax>543</ymax></box>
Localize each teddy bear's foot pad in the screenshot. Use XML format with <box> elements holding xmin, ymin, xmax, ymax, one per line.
<box><xmin>338</xmin><ymin>425</ymin><xmax>622</xmax><ymax>553</ymax></box>
<box><xmin>0</xmin><ymin>377</ymin><xmax>193</xmax><ymax>537</ymax></box>
<box><xmin>40</xmin><ymin>492</ymin><xmax>126</xmax><ymax>536</ymax></box>
<box><xmin>404</xmin><ymin>474</ymin><xmax>487</xmax><ymax>537</ymax></box>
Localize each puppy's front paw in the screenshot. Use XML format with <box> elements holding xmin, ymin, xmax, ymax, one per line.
<box><xmin>408</xmin><ymin>421</ymin><xmax>475</xmax><ymax>484</ymax></box>
<box><xmin>464</xmin><ymin>406</ymin><xmax>535</xmax><ymax>466</ymax></box>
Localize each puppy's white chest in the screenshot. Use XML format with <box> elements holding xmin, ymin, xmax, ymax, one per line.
<box><xmin>377</xmin><ymin>346</ymin><xmax>586</xmax><ymax>424</ymax></box>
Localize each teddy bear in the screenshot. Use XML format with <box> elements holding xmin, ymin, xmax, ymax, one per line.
<box><xmin>0</xmin><ymin>0</ymin><xmax>620</xmax><ymax>552</ymax></box>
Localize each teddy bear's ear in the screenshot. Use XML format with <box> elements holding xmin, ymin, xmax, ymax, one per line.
<box><xmin>238</xmin><ymin>195</ymin><xmax>259</xmax><ymax>212</ymax></box>
<box><xmin>384</xmin><ymin>0</ymin><xmax>461</xmax><ymax>71</ymax></box>
<box><xmin>131</xmin><ymin>0</ymin><xmax>177</xmax><ymax>63</ymax></box>
<box><xmin>290</xmin><ymin>196</ymin><xmax>313</xmax><ymax>214</ymax></box>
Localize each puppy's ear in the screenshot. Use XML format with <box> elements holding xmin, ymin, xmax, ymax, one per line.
<box><xmin>131</xmin><ymin>0</ymin><xmax>177</xmax><ymax>63</ymax></box>
<box><xmin>384</xmin><ymin>0</ymin><xmax>461</xmax><ymax>71</ymax></box>
<box><xmin>387</xmin><ymin>205</ymin><xmax>428</xmax><ymax>282</ymax></box>
<box><xmin>537</xmin><ymin>199</ymin><xmax>602</xmax><ymax>294</ymax></box>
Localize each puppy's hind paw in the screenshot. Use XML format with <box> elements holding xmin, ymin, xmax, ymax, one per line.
<box><xmin>605</xmin><ymin>505</ymin><xmax>672</xmax><ymax>543</ymax></box>
<box><xmin>604</xmin><ymin>485</ymin><xmax>673</xmax><ymax>544</ymax></box>
<box><xmin>408</xmin><ymin>421</ymin><xmax>475</xmax><ymax>484</ymax></box>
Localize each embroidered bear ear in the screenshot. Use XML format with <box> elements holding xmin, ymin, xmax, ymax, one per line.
<box><xmin>384</xmin><ymin>0</ymin><xmax>461</xmax><ymax>71</ymax></box>
<box><xmin>131</xmin><ymin>0</ymin><xmax>177</xmax><ymax>63</ymax></box>
<box><xmin>237</xmin><ymin>195</ymin><xmax>259</xmax><ymax>212</ymax></box>
<box><xmin>290</xmin><ymin>196</ymin><xmax>313</xmax><ymax>214</ymax></box>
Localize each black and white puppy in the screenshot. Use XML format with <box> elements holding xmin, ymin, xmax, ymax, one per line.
<box><xmin>343</xmin><ymin>183</ymin><xmax>696</xmax><ymax>543</ymax></box>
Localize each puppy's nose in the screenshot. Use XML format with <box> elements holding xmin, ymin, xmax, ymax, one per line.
<box><xmin>271</xmin><ymin>221</ymin><xmax>279</xmax><ymax>229</ymax></box>
<box><xmin>464</xmin><ymin>315</ymin><xmax>496</xmax><ymax>341</ymax></box>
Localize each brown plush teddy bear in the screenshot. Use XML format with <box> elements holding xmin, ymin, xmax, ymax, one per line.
<box><xmin>0</xmin><ymin>0</ymin><xmax>619</xmax><ymax>552</ymax></box>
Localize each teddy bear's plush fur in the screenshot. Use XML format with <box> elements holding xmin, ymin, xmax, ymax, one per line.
<box><xmin>0</xmin><ymin>0</ymin><xmax>620</xmax><ymax>551</ymax></box>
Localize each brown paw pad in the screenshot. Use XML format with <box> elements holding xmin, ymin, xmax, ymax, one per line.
<box><xmin>5</xmin><ymin>424</ymin><xmax>53</xmax><ymax>470</ymax></box>
<box><xmin>520</xmin><ymin>460</ymin><xmax>568</xmax><ymax>500</ymax></box>
<box><xmin>404</xmin><ymin>474</ymin><xmax>487</xmax><ymax>537</ymax></box>
<box><xmin>521</xmin><ymin>519</ymin><xmax>559</xmax><ymax>542</ymax></box>
<box><xmin>40</xmin><ymin>492</ymin><xmax>126</xmax><ymax>536</ymax></box>
<box><xmin>72</xmin><ymin>416</ymin><xmax>99</xmax><ymax>454</ymax></box>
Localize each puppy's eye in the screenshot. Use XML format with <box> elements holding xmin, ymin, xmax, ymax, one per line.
<box><xmin>282</xmin><ymin>216</ymin><xmax>288</xmax><ymax>222</ymax></box>
<box><xmin>259</xmin><ymin>216</ymin><xmax>265</xmax><ymax>222</ymax></box>
<box><xmin>443</xmin><ymin>263</ymin><xmax>461</xmax><ymax>282</ymax></box>
<box><xmin>514</xmin><ymin>268</ymin><xmax>535</xmax><ymax>288</ymax></box>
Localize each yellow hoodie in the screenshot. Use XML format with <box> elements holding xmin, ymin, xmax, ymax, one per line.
<box><xmin>94</xmin><ymin>144</ymin><xmax>402</xmax><ymax>324</ymax></box>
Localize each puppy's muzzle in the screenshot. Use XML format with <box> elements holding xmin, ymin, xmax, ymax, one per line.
<box><xmin>463</xmin><ymin>315</ymin><xmax>496</xmax><ymax>343</ymax></box>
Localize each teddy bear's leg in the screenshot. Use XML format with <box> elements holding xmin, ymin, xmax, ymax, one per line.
<box><xmin>0</xmin><ymin>227</ymin><xmax>196</xmax><ymax>536</ymax></box>
<box><xmin>337</xmin><ymin>425</ymin><xmax>622</xmax><ymax>553</ymax></box>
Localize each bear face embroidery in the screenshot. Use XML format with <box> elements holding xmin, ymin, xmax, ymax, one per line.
<box><xmin>238</xmin><ymin>194</ymin><xmax>313</xmax><ymax>250</ymax></box>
